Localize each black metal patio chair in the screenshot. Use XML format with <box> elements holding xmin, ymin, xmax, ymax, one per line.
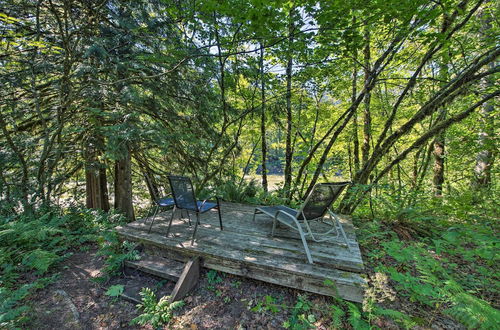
<box><xmin>166</xmin><ymin>175</ymin><xmax>223</xmax><ymax>245</ymax></box>
<box><xmin>147</xmin><ymin>181</ymin><xmax>193</xmax><ymax>233</ymax></box>
<box><xmin>147</xmin><ymin>194</ymin><xmax>176</xmax><ymax>233</ymax></box>
<box><xmin>252</xmin><ymin>182</ymin><xmax>351</xmax><ymax>264</ymax></box>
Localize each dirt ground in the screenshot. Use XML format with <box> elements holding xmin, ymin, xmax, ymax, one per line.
<box><xmin>25</xmin><ymin>240</ymin><xmax>468</xmax><ymax>330</ymax></box>
<box><xmin>27</xmin><ymin>245</ymin><xmax>334</xmax><ymax>329</ymax></box>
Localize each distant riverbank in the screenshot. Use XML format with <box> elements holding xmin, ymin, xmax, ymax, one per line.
<box><xmin>243</xmin><ymin>175</ymin><xmax>284</xmax><ymax>191</ymax></box>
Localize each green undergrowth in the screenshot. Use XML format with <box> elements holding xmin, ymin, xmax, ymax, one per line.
<box><xmin>95</xmin><ymin>230</ymin><xmax>140</xmax><ymax>282</ymax></box>
<box><xmin>130</xmin><ymin>287</ymin><xmax>184</xmax><ymax>328</ymax></box>
<box><xmin>0</xmin><ymin>206</ymin><xmax>126</xmax><ymax>328</ymax></box>
<box><xmin>353</xmin><ymin>188</ymin><xmax>500</xmax><ymax>329</ymax></box>
<box><xmin>249</xmin><ymin>293</ymin><xmax>372</xmax><ymax>329</ymax></box>
<box><xmin>247</xmin><ymin>188</ymin><xmax>499</xmax><ymax>329</ymax></box>
<box><xmin>200</xmin><ymin>178</ymin><xmax>300</xmax><ymax>207</ymax></box>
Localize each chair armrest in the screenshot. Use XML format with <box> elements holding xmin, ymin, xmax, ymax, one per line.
<box><xmin>274</xmin><ymin>210</ymin><xmax>303</xmax><ymax>230</ymax></box>
<box><xmin>199</xmin><ymin>196</ymin><xmax>222</xmax><ymax>210</ymax></box>
<box><xmin>274</xmin><ymin>209</ymin><xmax>298</xmax><ymax>221</ymax></box>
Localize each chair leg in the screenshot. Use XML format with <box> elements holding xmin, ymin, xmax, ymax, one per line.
<box><xmin>298</xmin><ymin>230</ymin><xmax>314</xmax><ymax>264</ymax></box>
<box><xmin>271</xmin><ymin>218</ymin><xmax>277</xmax><ymax>237</ymax></box>
<box><xmin>148</xmin><ymin>205</ymin><xmax>160</xmax><ymax>234</ymax></box>
<box><xmin>336</xmin><ymin>217</ymin><xmax>350</xmax><ymax>251</ymax></box>
<box><xmin>217</xmin><ymin>207</ymin><xmax>223</xmax><ymax>230</ymax></box>
<box><xmin>186</xmin><ymin>210</ymin><xmax>192</xmax><ymax>226</ymax></box>
<box><xmin>294</xmin><ymin>221</ymin><xmax>314</xmax><ymax>264</ymax></box>
<box><xmin>191</xmin><ymin>212</ymin><xmax>200</xmax><ymax>246</ymax></box>
<box><xmin>252</xmin><ymin>209</ymin><xmax>257</xmax><ymax>222</ymax></box>
<box><xmin>166</xmin><ymin>205</ymin><xmax>177</xmax><ymax>237</ymax></box>
<box><xmin>328</xmin><ymin>211</ymin><xmax>350</xmax><ymax>250</ymax></box>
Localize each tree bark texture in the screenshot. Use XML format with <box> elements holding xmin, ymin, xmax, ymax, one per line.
<box><xmin>351</xmin><ymin>16</ymin><xmax>360</xmax><ymax>174</ymax></box>
<box><xmin>432</xmin><ymin>15</ymin><xmax>451</xmax><ymax>197</ymax></box>
<box><xmin>362</xmin><ymin>27</ymin><xmax>372</xmax><ymax>167</ymax></box>
<box><xmin>283</xmin><ymin>9</ymin><xmax>294</xmax><ymax>198</ymax></box>
<box><xmin>260</xmin><ymin>43</ymin><xmax>269</xmax><ymax>193</ymax></box>
<box><xmin>473</xmin><ymin>4</ymin><xmax>496</xmax><ymax>189</ymax></box>
<box><xmin>114</xmin><ymin>147</ymin><xmax>135</xmax><ymax>221</ymax></box>
<box><xmin>85</xmin><ymin>135</ymin><xmax>109</xmax><ymax>211</ymax></box>
<box><xmin>352</xmin><ymin>55</ymin><xmax>360</xmax><ymax>174</ymax></box>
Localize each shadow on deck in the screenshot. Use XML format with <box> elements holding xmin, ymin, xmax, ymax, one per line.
<box><xmin>116</xmin><ymin>202</ymin><xmax>366</xmax><ymax>302</ymax></box>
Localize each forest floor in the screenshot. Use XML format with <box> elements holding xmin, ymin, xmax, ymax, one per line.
<box><xmin>7</xmin><ymin>192</ymin><xmax>496</xmax><ymax>329</ymax></box>
<box><xmin>26</xmin><ymin>244</ymin><xmax>336</xmax><ymax>329</ymax></box>
<box><xmin>24</xmin><ymin>241</ymin><xmax>470</xmax><ymax>330</ymax></box>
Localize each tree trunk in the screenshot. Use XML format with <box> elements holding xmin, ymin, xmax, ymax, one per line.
<box><xmin>0</xmin><ymin>114</ymin><xmax>30</xmax><ymax>211</ymax></box>
<box><xmin>432</xmin><ymin>15</ymin><xmax>451</xmax><ymax>197</ymax></box>
<box><xmin>85</xmin><ymin>165</ymin><xmax>110</xmax><ymax>211</ymax></box>
<box><xmin>432</xmin><ymin>130</ymin><xmax>446</xmax><ymax>197</ymax></box>
<box><xmin>283</xmin><ymin>9</ymin><xmax>294</xmax><ymax>198</ymax></box>
<box><xmin>473</xmin><ymin>4</ymin><xmax>495</xmax><ymax>189</ymax></box>
<box><xmin>351</xmin><ymin>48</ymin><xmax>360</xmax><ymax>173</ymax></box>
<box><xmin>338</xmin><ymin>45</ymin><xmax>499</xmax><ymax>213</ymax></box>
<box><xmin>341</xmin><ymin>91</ymin><xmax>499</xmax><ymax>213</ymax></box>
<box><xmin>137</xmin><ymin>157</ymin><xmax>160</xmax><ymax>203</ymax></box>
<box><xmin>301</xmin><ymin>22</ymin><xmax>413</xmax><ymax>198</ymax></box>
<box><xmin>99</xmin><ymin>166</ymin><xmax>110</xmax><ymax>211</ymax></box>
<box><xmin>85</xmin><ymin>165</ymin><xmax>97</xmax><ymax>209</ymax></box>
<box><xmin>361</xmin><ymin>27</ymin><xmax>372</xmax><ymax>166</ymax></box>
<box><xmin>473</xmin><ymin>88</ymin><xmax>494</xmax><ymax>188</ymax></box>
<box><xmin>85</xmin><ymin>136</ymin><xmax>109</xmax><ymax>211</ymax></box>
<box><xmin>259</xmin><ymin>43</ymin><xmax>268</xmax><ymax>193</ymax></box>
<box><xmin>114</xmin><ymin>146</ymin><xmax>135</xmax><ymax>221</ymax></box>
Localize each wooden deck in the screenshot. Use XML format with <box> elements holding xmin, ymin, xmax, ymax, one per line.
<box><xmin>116</xmin><ymin>202</ymin><xmax>366</xmax><ymax>302</ymax></box>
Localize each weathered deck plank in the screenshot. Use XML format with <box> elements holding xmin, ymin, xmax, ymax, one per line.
<box><xmin>128</xmin><ymin>221</ymin><xmax>363</xmax><ymax>272</ymax></box>
<box><xmin>133</xmin><ymin>203</ymin><xmax>362</xmax><ymax>267</ymax></box>
<box><xmin>125</xmin><ymin>255</ymin><xmax>184</xmax><ymax>281</ymax></box>
<box><xmin>116</xmin><ymin>202</ymin><xmax>365</xmax><ymax>302</ymax></box>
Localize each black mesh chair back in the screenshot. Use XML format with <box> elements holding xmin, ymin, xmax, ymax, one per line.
<box><xmin>168</xmin><ymin>175</ymin><xmax>198</xmax><ymax>212</ymax></box>
<box><xmin>297</xmin><ymin>182</ymin><xmax>349</xmax><ymax>220</ymax></box>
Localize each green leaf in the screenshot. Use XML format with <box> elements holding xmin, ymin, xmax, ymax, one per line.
<box><xmin>21</xmin><ymin>249</ymin><xmax>58</xmax><ymax>274</ymax></box>
<box><xmin>105</xmin><ymin>285</ymin><xmax>124</xmax><ymax>297</ymax></box>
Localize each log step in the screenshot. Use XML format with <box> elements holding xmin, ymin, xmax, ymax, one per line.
<box><xmin>125</xmin><ymin>255</ymin><xmax>184</xmax><ymax>281</ymax></box>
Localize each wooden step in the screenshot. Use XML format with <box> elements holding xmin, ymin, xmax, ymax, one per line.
<box><xmin>124</xmin><ymin>254</ymin><xmax>200</xmax><ymax>303</ymax></box>
<box><xmin>125</xmin><ymin>255</ymin><xmax>184</xmax><ymax>281</ymax></box>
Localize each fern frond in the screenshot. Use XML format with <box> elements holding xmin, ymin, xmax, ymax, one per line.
<box><xmin>21</xmin><ymin>249</ymin><xmax>58</xmax><ymax>274</ymax></box>
<box><xmin>445</xmin><ymin>292</ymin><xmax>500</xmax><ymax>329</ymax></box>
<box><xmin>375</xmin><ymin>307</ymin><xmax>418</xmax><ymax>329</ymax></box>
<box><xmin>346</xmin><ymin>302</ymin><xmax>370</xmax><ymax>330</ymax></box>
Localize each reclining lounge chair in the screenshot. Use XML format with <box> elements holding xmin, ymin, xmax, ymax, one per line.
<box><xmin>252</xmin><ymin>182</ymin><xmax>351</xmax><ymax>264</ymax></box>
